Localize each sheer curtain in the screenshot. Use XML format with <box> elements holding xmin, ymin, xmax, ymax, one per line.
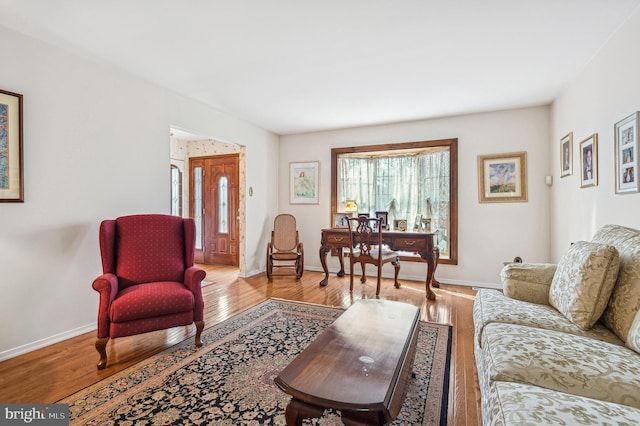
<box><xmin>338</xmin><ymin>148</ymin><xmax>450</xmax><ymax>254</ymax></box>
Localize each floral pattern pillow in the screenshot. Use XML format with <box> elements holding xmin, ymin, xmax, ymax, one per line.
<box><xmin>549</xmin><ymin>241</ymin><xmax>620</xmax><ymax>330</ymax></box>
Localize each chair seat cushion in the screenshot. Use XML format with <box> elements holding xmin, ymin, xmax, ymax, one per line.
<box><xmin>110</xmin><ymin>281</ymin><xmax>195</xmax><ymax>322</ymax></box>
<box><xmin>352</xmin><ymin>249</ymin><xmax>399</xmax><ymax>261</ymax></box>
<box><xmin>271</xmin><ymin>251</ymin><xmax>300</xmax><ymax>261</ymax></box>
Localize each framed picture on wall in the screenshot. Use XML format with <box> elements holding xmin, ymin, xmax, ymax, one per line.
<box><xmin>614</xmin><ymin>112</ymin><xmax>639</xmax><ymax>194</ymax></box>
<box><xmin>579</xmin><ymin>134</ymin><xmax>598</xmax><ymax>188</ymax></box>
<box><xmin>0</xmin><ymin>89</ymin><xmax>24</xmax><ymax>202</ymax></box>
<box><xmin>560</xmin><ymin>132</ymin><xmax>573</xmax><ymax>178</ymax></box>
<box><xmin>477</xmin><ymin>151</ymin><xmax>528</xmax><ymax>203</ymax></box>
<box><xmin>290</xmin><ymin>161</ymin><xmax>319</xmax><ymax>204</ymax></box>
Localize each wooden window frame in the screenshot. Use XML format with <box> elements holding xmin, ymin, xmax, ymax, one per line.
<box><xmin>331</xmin><ymin>138</ymin><xmax>458</xmax><ymax>265</ymax></box>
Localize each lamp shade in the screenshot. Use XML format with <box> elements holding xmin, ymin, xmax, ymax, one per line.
<box><xmin>344</xmin><ymin>200</ymin><xmax>358</xmax><ymax>212</ymax></box>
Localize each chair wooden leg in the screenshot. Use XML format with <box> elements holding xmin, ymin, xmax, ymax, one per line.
<box><xmin>349</xmin><ymin>261</ymin><xmax>355</xmax><ymax>292</ymax></box>
<box><xmin>266</xmin><ymin>253</ymin><xmax>272</xmax><ymax>280</ymax></box>
<box><xmin>95</xmin><ymin>337</ymin><xmax>109</xmax><ymax>370</ymax></box>
<box><xmin>376</xmin><ymin>267</ymin><xmax>382</xmax><ymax>296</ymax></box>
<box><xmin>195</xmin><ymin>321</ymin><xmax>205</xmax><ymax>347</ymax></box>
<box><xmin>360</xmin><ymin>263</ymin><xmax>367</xmax><ymax>283</ymax></box>
<box><xmin>393</xmin><ymin>259</ymin><xmax>401</xmax><ymax>288</ymax></box>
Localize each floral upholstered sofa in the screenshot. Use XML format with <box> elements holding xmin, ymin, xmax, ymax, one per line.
<box><xmin>473</xmin><ymin>224</ymin><xmax>640</xmax><ymax>425</ymax></box>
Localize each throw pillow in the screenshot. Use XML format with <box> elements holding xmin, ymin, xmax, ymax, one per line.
<box><xmin>549</xmin><ymin>241</ymin><xmax>620</xmax><ymax>330</ymax></box>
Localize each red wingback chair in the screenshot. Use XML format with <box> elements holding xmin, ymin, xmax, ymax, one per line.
<box><xmin>92</xmin><ymin>214</ymin><xmax>205</xmax><ymax>369</ymax></box>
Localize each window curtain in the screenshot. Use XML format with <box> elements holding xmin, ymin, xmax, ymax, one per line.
<box><xmin>338</xmin><ymin>148</ymin><xmax>450</xmax><ymax>254</ymax></box>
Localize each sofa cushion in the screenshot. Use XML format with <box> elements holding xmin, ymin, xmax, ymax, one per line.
<box><xmin>487</xmin><ymin>381</ymin><xmax>640</xmax><ymax>426</ymax></box>
<box><xmin>592</xmin><ymin>224</ymin><xmax>640</xmax><ymax>344</ymax></box>
<box><xmin>501</xmin><ymin>263</ymin><xmax>556</xmax><ymax>305</ymax></box>
<box><xmin>473</xmin><ymin>289</ymin><xmax>623</xmax><ymax>347</ymax></box>
<box><xmin>481</xmin><ymin>322</ymin><xmax>640</xmax><ymax>409</ymax></box>
<box><xmin>548</xmin><ymin>241</ymin><xmax>620</xmax><ymax>330</ymax></box>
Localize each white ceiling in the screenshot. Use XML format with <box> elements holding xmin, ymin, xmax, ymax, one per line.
<box><xmin>1</xmin><ymin>0</ymin><xmax>639</xmax><ymax>135</ymax></box>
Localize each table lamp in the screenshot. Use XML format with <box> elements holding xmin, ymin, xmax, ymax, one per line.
<box><xmin>344</xmin><ymin>200</ymin><xmax>358</xmax><ymax>217</ymax></box>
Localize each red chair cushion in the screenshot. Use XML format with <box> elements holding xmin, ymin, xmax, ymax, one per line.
<box><xmin>115</xmin><ymin>215</ymin><xmax>186</xmax><ymax>289</ymax></box>
<box><xmin>109</xmin><ymin>281</ymin><xmax>195</xmax><ymax>322</ymax></box>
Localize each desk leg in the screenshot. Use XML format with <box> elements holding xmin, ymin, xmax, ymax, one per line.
<box><xmin>319</xmin><ymin>246</ymin><xmax>345</xmax><ymax>287</ymax></box>
<box><xmin>337</xmin><ymin>247</ymin><xmax>345</xmax><ymax>277</ymax></box>
<box><xmin>319</xmin><ymin>245</ymin><xmax>331</xmax><ymax>287</ymax></box>
<box><xmin>432</xmin><ymin>247</ymin><xmax>440</xmax><ymax>288</ymax></box>
<box><xmin>418</xmin><ymin>247</ymin><xmax>438</xmax><ymax>300</ymax></box>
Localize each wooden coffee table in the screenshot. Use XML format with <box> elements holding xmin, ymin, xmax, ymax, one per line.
<box><xmin>274</xmin><ymin>299</ymin><xmax>420</xmax><ymax>425</ymax></box>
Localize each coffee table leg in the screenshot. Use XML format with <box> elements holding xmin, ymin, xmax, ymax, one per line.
<box><xmin>284</xmin><ymin>398</ymin><xmax>325</xmax><ymax>426</ymax></box>
<box><xmin>342</xmin><ymin>410</ymin><xmax>385</xmax><ymax>425</ymax></box>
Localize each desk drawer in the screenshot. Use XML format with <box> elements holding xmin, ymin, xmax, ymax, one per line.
<box><xmin>392</xmin><ymin>238</ymin><xmax>427</xmax><ymax>251</ymax></box>
<box><xmin>324</xmin><ymin>233</ymin><xmax>349</xmax><ymax>247</ymax></box>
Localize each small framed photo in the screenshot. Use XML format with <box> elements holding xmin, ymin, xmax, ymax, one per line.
<box><xmin>0</xmin><ymin>89</ymin><xmax>24</xmax><ymax>202</ymax></box>
<box><xmin>580</xmin><ymin>134</ymin><xmax>598</xmax><ymax>188</ymax></box>
<box><xmin>477</xmin><ymin>151</ymin><xmax>528</xmax><ymax>203</ymax></box>
<box><xmin>615</xmin><ymin>112</ymin><xmax>639</xmax><ymax>194</ymax></box>
<box><xmin>393</xmin><ymin>219</ymin><xmax>407</xmax><ymax>232</ymax></box>
<box><xmin>374</xmin><ymin>211</ymin><xmax>388</xmax><ymax>230</ymax></box>
<box><xmin>290</xmin><ymin>161</ymin><xmax>319</xmax><ymax>204</ymax></box>
<box><xmin>560</xmin><ymin>132</ymin><xmax>573</xmax><ymax>177</ymax></box>
<box><xmin>413</xmin><ymin>214</ymin><xmax>422</xmax><ymax>231</ymax></box>
<box><xmin>333</xmin><ymin>212</ymin><xmax>351</xmax><ymax>228</ymax></box>
<box><xmin>421</xmin><ymin>218</ymin><xmax>432</xmax><ymax>232</ymax></box>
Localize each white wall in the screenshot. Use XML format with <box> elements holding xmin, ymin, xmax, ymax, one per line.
<box><xmin>0</xmin><ymin>25</ymin><xmax>278</xmax><ymax>359</ymax></box>
<box><xmin>280</xmin><ymin>105</ymin><xmax>551</xmax><ymax>287</ymax></box>
<box><xmin>551</xmin><ymin>6</ymin><xmax>640</xmax><ymax>260</ymax></box>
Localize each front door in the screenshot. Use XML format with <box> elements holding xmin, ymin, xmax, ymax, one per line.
<box><xmin>190</xmin><ymin>154</ymin><xmax>239</xmax><ymax>266</ymax></box>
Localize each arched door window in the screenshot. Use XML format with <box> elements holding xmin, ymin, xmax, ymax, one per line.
<box><xmin>170</xmin><ymin>164</ymin><xmax>182</xmax><ymax>217</ymax></box>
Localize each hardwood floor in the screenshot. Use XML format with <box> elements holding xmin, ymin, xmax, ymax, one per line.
<box><xmin>0</xmin><ymin>265</ymin><xmax>482</xmax><ymax>425</ymax></box>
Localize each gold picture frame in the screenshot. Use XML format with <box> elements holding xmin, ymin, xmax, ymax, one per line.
<box><xmin>477</xmin><ymin>151</ymin><xmax>528</xmax><ymax>203</ymax></box>
<box><xmin>579</xmin><ymin>134</ymin><xmax>598</xmax><ymax>188</ymax></box>
<box><xmin>560</xmin><ymin>132</ymin><xmax>573</xmax><ymax>178</ymax></box>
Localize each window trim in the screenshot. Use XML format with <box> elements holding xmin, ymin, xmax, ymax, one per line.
<box><xmin>331</xmin><ymin>139</ymin><xmax>458</xmax><ymax>265</ymax></box>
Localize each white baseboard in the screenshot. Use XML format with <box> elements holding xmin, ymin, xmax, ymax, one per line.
<box><xmin>304</xmin><ymin>265</ymin><xmax>502</xmax><ymax>289</ymax></box>
<box><xmin>0</xmin><ymin>323</ymin><xmax>96</xmax><ymax>362</ymax></box>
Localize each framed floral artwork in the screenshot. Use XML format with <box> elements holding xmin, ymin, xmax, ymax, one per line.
<box><xmin>0</xmin><ymin>89</ymin><xmax>23</xmax><ymax>202</ymax></box>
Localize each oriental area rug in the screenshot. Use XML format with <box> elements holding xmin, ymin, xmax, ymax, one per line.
<box><xmin>61</xmin><ymin>299</ymin><xmax>452</xmax><ymax>425</ymax></box>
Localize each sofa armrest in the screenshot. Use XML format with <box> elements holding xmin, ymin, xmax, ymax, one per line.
<box><xmin>501</xmin><ymin>263</ymin><xmax>557</xmax><ymax>305</ymax></box>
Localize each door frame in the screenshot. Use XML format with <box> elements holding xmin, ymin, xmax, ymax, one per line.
<box><xmin>186</xmin><ymin>147</ymin><xmax>246</xmax><ymax>275</ymax></box>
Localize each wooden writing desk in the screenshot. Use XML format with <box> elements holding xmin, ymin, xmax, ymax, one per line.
<box><xmin>319</xmin><ymin>228</ymin><xmax>439</xmax><ymax>300</ymax></box>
